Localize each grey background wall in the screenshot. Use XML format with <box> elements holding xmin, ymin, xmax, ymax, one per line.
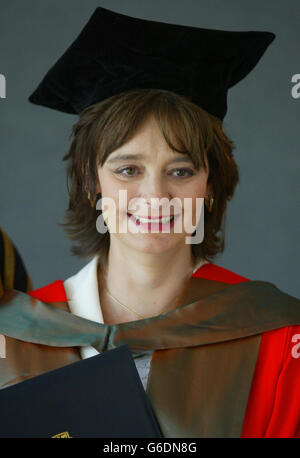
<box><xmin>0</xmin><ymin>0</ymin><xmax>299</xmax><ymax>297</ymax></box>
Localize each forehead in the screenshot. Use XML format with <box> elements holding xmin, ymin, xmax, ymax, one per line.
<box><xmin>101</xmin><ymin>111</ymin><xmax>208</xmax><ymax>172</ymax></box>
<box><xmin>107</xmin><ymin>115</ymin><xmax>192</xmax><ymax>162</ymax></box>
<box><xmin>106</xmin><ymin>152</ymin><xmax>195</xmax><ymax>165</ymax></box>
<box><xmin>117</xmin><ymin>116</ymin><xmax>170</xmax><ymax>149</ymax></box>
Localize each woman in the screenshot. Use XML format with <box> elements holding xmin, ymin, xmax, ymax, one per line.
<box><xmin>60</xmin><ymin>87</ymin><xmax>240</xmax><ymax>360</ymax></box>
<box><xmin>1</xmin><ymin>7</ymin><xmax>300</xmax><ymax>438</ymax></box>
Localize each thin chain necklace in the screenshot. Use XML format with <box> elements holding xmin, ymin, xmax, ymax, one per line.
<box><xmin>98</xmin><ymin>263</ymin><xmax>195</xmax><ymax>320</ymax></box>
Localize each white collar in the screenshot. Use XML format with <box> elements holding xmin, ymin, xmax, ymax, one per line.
<box><xmin>64</xmin><ymin>254</ymin><xmax>103</xmax><ymax>324</ymax></box>
<box><xmin>64</xmin><ymin>254</ymin><xmax>102</xmax><ymax>359</ymax></box>
<box><xmin>63</xmin><ymin>254</ymin><xmax>207</xmax><ymax>358</ymax></box>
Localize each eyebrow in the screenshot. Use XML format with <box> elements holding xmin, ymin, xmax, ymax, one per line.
<box><xmin>106</xmin><ymin>153</ymin><xmax>195</xmax><ymax>164</ymax></box>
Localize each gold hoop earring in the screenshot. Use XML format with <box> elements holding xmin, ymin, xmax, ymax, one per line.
<box><xmin>205</xmin><ymin>196</ymin><xmax>214</xmax><ymax>213</ymax></box>
<box><xmin>87</xmin><ymin>191</ymin><xmax>96</xmax><ymax>208</ymax></box>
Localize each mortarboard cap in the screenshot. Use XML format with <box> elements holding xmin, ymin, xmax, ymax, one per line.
<box><xmin>28</xmin><ymin>7</ymin><xmax>276</xmax><ymax>120</ymax></box>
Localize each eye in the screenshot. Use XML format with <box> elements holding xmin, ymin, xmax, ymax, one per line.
<box><xmin>115</xmin><ymin>166</ymin><xmax>139</xmax><ymax>177</ymax></box>
<box><xmin>114</xmin><ymin>166</ymin><xmax>195</xmax><ymax>178</ymax></box>
<box><xmin>171</xmin><ymin>168</ymin><xmax>195</xmax><ymax>178</ymax></box>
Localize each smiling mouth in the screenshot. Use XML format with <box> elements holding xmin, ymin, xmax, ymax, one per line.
<box><xmin>127</xmin><ymin>213</ymin><xmax>176</xmax><ymax>224</ymax></box>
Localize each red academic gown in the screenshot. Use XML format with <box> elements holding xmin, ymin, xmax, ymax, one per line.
<box><xmin>28</xmin><ymin>263</ymin><xmax>300</xmax><ymax>438</ymax></box>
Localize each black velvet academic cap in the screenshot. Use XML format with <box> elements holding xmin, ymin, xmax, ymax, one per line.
<box><xmin>28</xmin><ymin>7</ymin><xmax>275</xmax><ymax>120</ymax></box>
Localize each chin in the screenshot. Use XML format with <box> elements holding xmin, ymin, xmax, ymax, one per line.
<box><xmin>125</xmin><ymin>233</ymin><xmax>185</xmax><ymax>255</ymax></box>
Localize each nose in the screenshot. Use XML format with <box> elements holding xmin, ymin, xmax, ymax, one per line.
<box><xmin>136</xmin><ymin>173</ymin><xmax>172</xmax><ymax>214</ymax></box>
<box><xmin>140</xmin><ymin>173</ymin><xmax>171</xmax><ymax>198</ymax></box>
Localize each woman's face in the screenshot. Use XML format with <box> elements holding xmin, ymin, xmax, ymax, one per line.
<box><xmin>96</xmin><ymin>115</ymin><xmax>210</xmax><ymax>256</ymax></box>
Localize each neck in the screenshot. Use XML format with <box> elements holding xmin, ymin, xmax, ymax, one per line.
<box><xmin>97</xmin><ymin>241</ymin><xmax>198</xmax><ymax>320</ymax></box>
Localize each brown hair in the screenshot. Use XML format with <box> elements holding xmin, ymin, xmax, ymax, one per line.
<box><xmin>61</xmin><ymin>88</ymin><xmax>239</xmax><ymax>267</ymax></box>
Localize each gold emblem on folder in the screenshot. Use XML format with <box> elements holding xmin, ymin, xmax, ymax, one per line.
<box><xmin>51</xmin><ymin>431</ymin><xmax>72</xmax><ymax>438</ymax></box>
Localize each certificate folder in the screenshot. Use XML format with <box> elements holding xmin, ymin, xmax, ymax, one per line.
<box><xmin>0</xmin><ymin>344</ymin><xmax>162</xmax><ymax>438</ymax></box>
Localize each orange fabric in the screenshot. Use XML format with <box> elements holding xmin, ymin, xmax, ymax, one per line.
<box><xmin>241</xmin><ymin>324</ymin><xmax>300</xmax><ymax>438</ymax></box>
<box><xmin>192</xmin><ymin>262</ymin><xmax>251</xmax><ymax>284</ymax></box>
<box><xmin>29</xmin><ymin>263</ymin><xmax>300</xmax><ymax>437</ymax></box>
<box><xmin>28</xmin><ymin>279</ymin><xmax>67</xmax><ymax>302</ymax></box>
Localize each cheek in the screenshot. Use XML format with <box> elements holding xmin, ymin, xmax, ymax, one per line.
<box><xmin>179</xmin><ymin>182</ymin><xmax>206</xmax><ymax>208</ymax></box>
<box><xmin>180</xmin><ymin>182</ymin><xmax>206</xmax><ymax>226</ymax></box>
<box><xmin>191</xmin><ymin>176</ymin><xmax>208</xmax><ymax>197</ymax></box>
<box><xmin>102</xmin><ymin>188</ymin><xmax>137</xmax><ymax>222</ymax></box>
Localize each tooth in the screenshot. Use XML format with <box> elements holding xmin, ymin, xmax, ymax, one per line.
<box><xmin>133</xmin><ymin>215</ymin><xmax>174</xmax><ymax>223</ymax></box>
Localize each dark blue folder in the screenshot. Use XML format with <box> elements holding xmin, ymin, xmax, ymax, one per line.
<box><xmin>0</xmin><ymin>344</ymin><xmax>162</xmax><ymax>438</ymax></box>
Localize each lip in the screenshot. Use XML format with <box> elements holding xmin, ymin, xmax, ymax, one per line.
<box><xmin>127</xmin><ymin>212</ymin><xmax>177</xmax><ymax>219</ymax></box>
<box><xmin>127</xmin><ymin>212</ymin><xmax>178</xmax><ymax>230</ymax></box>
